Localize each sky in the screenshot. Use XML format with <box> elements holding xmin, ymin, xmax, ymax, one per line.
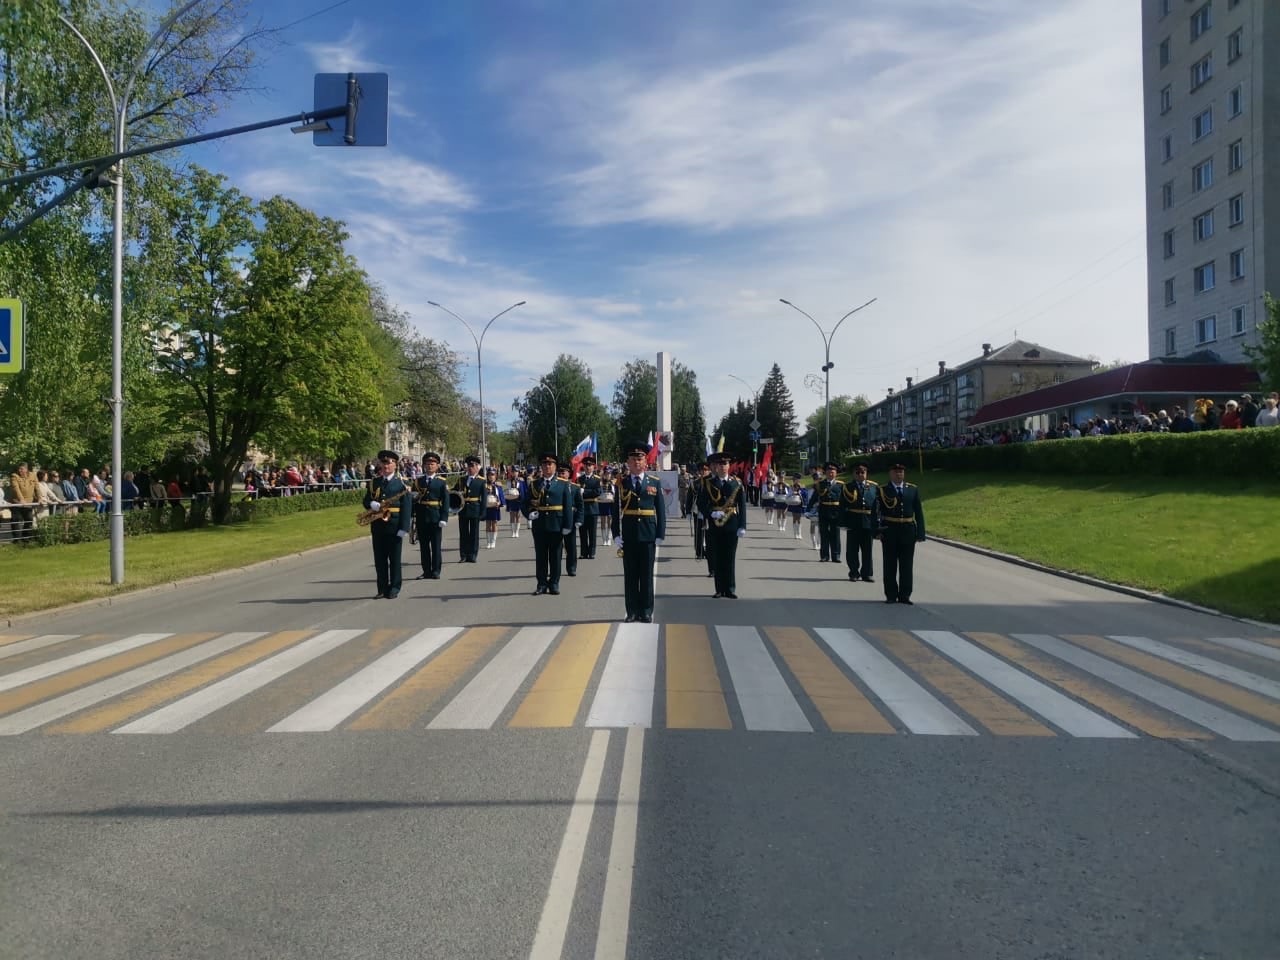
<box><xmin>181</xmin><ymin>0</ymin><xmax>1149</xmax><ymax>434</ymax></box>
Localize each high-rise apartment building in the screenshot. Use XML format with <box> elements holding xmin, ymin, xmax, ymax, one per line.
<box><xmin>1142</xmin><ymin>0</ymin><xmax>1276</xmax><ymax>362</ymax></box>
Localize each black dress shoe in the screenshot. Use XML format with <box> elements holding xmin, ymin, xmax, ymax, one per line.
<box><xmin>417</xmin><ymin>573</ymin><xmax>429</xmax><ymax>580</ymax></box>
<box><xmin>713</xmin><ymin>592</ymin><xmax>723</xmax><ymax>598</ymax></box>
<box><xmin>898</xmin><ymin>598</ymin><xmax>913</xmax><ymax>605</ymax></box>
<box><xmin>862</xmin><ymin>577</ymin><xmax>875</xmax><ymax>583</ymax></box>
<box><xmin>638</xmin><ymin>614</ymin><xmax>652</xmax><ymax>623</ymax></box>
<box><xmin>724</xmin><ymin>592</ymin><xmax>737</xmax><ymax>599</ymax></box>
<box><xmin>624</xmin><ymin>614</ymin><xmax>636</xmax><ymax>623</ymax></box>
<box><xmin>375</xmin><ymin>592</ymin><xmax>387</xmax><ymax>599</ymax></box>
<box><xmin>548</xmin><ymin>587</ymin><xmax>560</xmax><ymax>595</ymax></box>
<box><xmin>848</xmin><ymin>573</ymin><xmax>858</xmax><ymax>581</ymax></box>
<box><xmin>533</xmin><ymin>587</ymin><xmax>547</xmax><ymax>595</ymax></box>
<box><xmin>884</xmin><ymin>598</ymin><xmax>897</xmax><ymax>604</ymax></box>
<box><xmin>386</xmin><ymin>590</ymin><xmax>399</xmax><ymax>599</ymax></box>
<box><xmin>566</xmin><ymin>571</ymin><xmax>576</xmax><ymax>577</ymax></box>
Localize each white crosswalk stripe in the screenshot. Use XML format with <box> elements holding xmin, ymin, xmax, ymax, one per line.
<box><xmin>587</xmin><ymin>623</ymin><xmax>659</xmax><ymax>728</ymax></box>
<box><xmin>1106</xmin><ymin>635</ymin><xmax>1280</xmax><ymax>699</ymax></box>
<box><xmin>0</xmin><ymin>635</ymin><xmax>80</xmax><ymax>662</ymax></box>
<box><xmin>0</xmin><ymin>633</ymin><xmax>171</xmax><ymax>693</ymax></box>
<box><xmin>429</xmin><ymin>626</ymin><xmax>560</xmax><ymax>729</ymax></box>
<box><xmin>716</xmin><ymin>625</ymin><xmax>810</xmax><ymax>732</ymax></box>
<box><xmin>1204</xmin><ymin>636</ymin><xmax>1280</xmax><ymax>664</ymax></box>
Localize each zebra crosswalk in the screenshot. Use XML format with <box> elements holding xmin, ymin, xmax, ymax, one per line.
<box><xmin>0</xmin><ymin>625</ymin><xmax>1278</xmax><ymax>740</ymax></box>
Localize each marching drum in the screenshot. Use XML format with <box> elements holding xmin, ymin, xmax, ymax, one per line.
<box><xmin>787</xmin><ymin>494</ymin><xmax>802</xmax><ymax>505</ymax></box>
<box><xmin>486</xmin><ymin>494</ymin><xmax>499</xmax><ymax>508</ymax></box>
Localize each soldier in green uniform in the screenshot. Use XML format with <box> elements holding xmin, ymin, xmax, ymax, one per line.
<box><xmin>878</xmin><ymin>462</ymin><xmax>927</xmax><ymax>604</ymax></box>
<box><xmin>689</xmin><ymin>461</ymin><xmax>712</xmax><ymax>571</ymax></box>
<box><xmin>816</xmin><ymin>460</ymin><xmax>846</xmax><ymax>564</ymax></box>
<box><xmin>612</xmin><ymin>440</ymin><xmax>667</xmax><ymax>622</ymax></box>
<box><xmin>363</xmin><ymin>449</ymin><xmax>413</xmax><ymax>598</ymax></box>
<box><xmin>841</xmin><ymin>461</ymin><xmax>879</xmax><ymax>583</ymax></box>
<box><xmin>557</xmin><ymin>464</ymin><xmax>585</xmax><ymax>575</ymax></box>
<box><xmin>697</xmin><ymin>451</ymin><xmax>746</xmax><ymax>598</ymax></box>
<box><xmin>523</xmin><ymin>452</ymin><xmax>573</xmax><ymax>594</ymax></box>
<box><xmin>454</xmin><ymin>455</ymin><xmax>487</xmax><ymax>563</ymax></box>
<box><xmin>413</xmin><ymin>451</ymin><xmax>450</xmax><ymax>579</ymax></box>
<box><xmin>577</xmin><ymin>457</ymin><xmax>602</xmax><ymax>560</ymax></box>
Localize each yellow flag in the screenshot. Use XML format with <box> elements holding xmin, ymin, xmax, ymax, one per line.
<box><xmin>716</xmin><ymin>434</ymin><xmax>725</xmax><ymax>452</ymax></box>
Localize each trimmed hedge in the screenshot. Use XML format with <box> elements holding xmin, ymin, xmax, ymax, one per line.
<box><xmin>24</xmin><ymin>489</ymin><xmax>364</xmax><ymax>547</ymax></box>
<box><xmin>862</xmin><ymin>429</ymin><xmax>1280</xmax><ymax>478</ymax></box>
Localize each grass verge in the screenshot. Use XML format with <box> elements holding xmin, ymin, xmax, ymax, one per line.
<box><xmin>921</xmin><ymin>471</ymin><xmax>1279</xmax><ymax>624</ymax></box>
<box><xmin>0</xmin><ymin>505</ymin><xmax>366</xmax><ymax>620</ymax></box>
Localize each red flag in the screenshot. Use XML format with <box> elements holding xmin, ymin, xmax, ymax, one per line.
<box><xmin>758</xmin><ymin>444</ymin><xmax>773</xmax><ymax>485</ymax></box>
<box><xmin>646</xmin><ymin>431</ymin><xmax>658</xmax><ymax>467</ymax></box>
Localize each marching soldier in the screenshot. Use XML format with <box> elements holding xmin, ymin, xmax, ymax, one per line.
<box><xmin>523</xmin><ymin>452</ymin><xmax>573</xmax><ymax>594</ymax></box>
<box><xmin>841</xmin><ymin>461</ymin><xmax>879</xmax><ymax>583</ymax></box>
<box><xmin>698</xmin><ymin>450</ymin><xmax>746</xmax><ymax>598</ymax></box>
<box><xmin>689</xmin><ymin>461</ymin><xmax>712</xmax><ymax>568</ymax></box>
<box><xmin>613</xmin><ymin>440</ymin><xmax>667</xmax><ymax>622</ymax></box>
<box><xmin>413</xmin><ymin>451</ymin><xmax>451</xmax><ymax>579</ymax></box>
<box><xmin>454</xmin><ymin>455</ymin><xmax>487</xmax><ymax>562</ymax></box>
<box><xmin>557</xmin><ymin>464</ymin><xmax>585</xmax><ymax>575</ymax></box>
<box><xmin>363</xmin><ymin>449</ymin><xmax>412</xmax><ymax>598</ymax></box>
<box><xmin>878</xmin><ymin>462</ymin><xmax>927</xmax><ymax>604</ymax></box>
<box><xmin>578</xmin><ymin>456</ymin><xmax>601</xmax><ymax>560</ymax></box>
<box><xmin>816</xmin><ymin>461</ymin><xmax>846</xmax><ymax>564</ymax></box>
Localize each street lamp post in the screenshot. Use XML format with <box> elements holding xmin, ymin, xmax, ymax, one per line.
<box><xmin>59</xmin><ymin>0</ymin><xmax>204</xmax><ymax>585</ymax></box>
<box><xmin>427</xmin><ymin>300</ymin><xmax>526</xmax><ymax>465</ymax></box>
<box><xmin>727</xmin><ymin>373</ymin><xmax>764</xmax><ymax>471</ymax></box>
<box><xmin>530</xmin><ymin>378</ymin><xmax>559</xmax><ymax>458</ymax></box>
<box><xmin>779</xmin><ymin>297</ymin><xmax>877</xmax><ymax>464</ymax></box>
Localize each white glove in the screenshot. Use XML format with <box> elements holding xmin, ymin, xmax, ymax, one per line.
<box><xmin>656</xmin><ymin>538</ymin><xmax>664</xmax><ymax>545</ymax></box>
<box><xmin>438</xmin><ymin>520</ymin><xmax>447</xmax><ymax>528</ymax></box>
<box><xmin>368</xmin><ymin>500</ymin><xmax>381</xmax><ymax>511</ymax></box>
<box><xmin>396</xmin><ymin>529</ymin><xmax>407</xmax><ymax>538</ymax></box>
<box><xmin>615</xmin><ymin>537</ymin><xmax>623</xmax><ymax>548</ymax></box>
<box><xmin>528</xmin><ymin>510</ymin><xmax>540</xmax><ymax>520</ymax></box>
<box><xmin>574</xmin><ymin>522</ymin><xmax>581</xmax><ymax>528</ymax></box>
<box><xmin>736</xmin><ymin>528</ymin><xmax>745</xmax><ymax>538</ymax></box>
<box><xmin>711</xmin><ymin>510</ymin><xmax>725</xmax><ymax>519</ymax></box>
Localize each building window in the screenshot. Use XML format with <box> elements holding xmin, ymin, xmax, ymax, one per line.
<box><xmin>1228</xmin><ymin>84</ymin><xmax>1242</xmax><ymax>117</ymax></box>
<box><xmin>1228</xmin><ymin>193</ymin><xmax>1244</xmax><ymax>225</ymax></box>
<box><xmin>1162</xmin><ymin>181</ymin><xmax>1175</xmax><ymax>209</ymax></box>
<box><xmin>1228</xmin><ymin>139</ymin><xmax>1243</xmax><ymax>171</ymax></box>
<box><xmin>1160</xmin><ymin>85</ymin><xmax>1173</xmax><ymax>114</ymax></box>
<box><xmin>1164</xmin><ymin>277</ymin><xmax>1176</xmax><ymax>305</ymax></box>
<box><xmin>1164</xmin><ymin>327</ymin><xmax>1177</xmax><ymax>356</ymax></box>
<box><xmin>1162</xmin><ymin>135</ymin><xmax>1173</xmax><ymax>162</ymax></box>
<box><xmin>1195</xmin><ymin>315</ymin><xmax>1217</xmax><ymax>344</ymax></box>
<box><xmin>1230</xmin><ymin>248</ymin><xmax>1245</xmax><ymax>280</ymax></box>
<box><xmin>1192</xmin><ymin>157</ymin><xmax>1213</xmax><ymax>191</ymax></box>
<box><xmin>1194</xmin><ymin>261</ymin><xmax>1215</xmax><ymax>294</ymax></box>
<box><xmin>1052</xmin><ymin>372</ymin><xmax>1066</xmax><ymax>384</ymax></box>
<box><xmin>1190</xmin><ymin>3</ymin><xmax>1212</xmax><ymax>41</ymax></box>
<box><xmin>1160</xmin><ymin>38</ymin><xmax>1171</xmax><ymax>67</ymax></box>
<box><xmin>1231</xmin><ymin>305</ymin><xmax>1247</xmax><ymax>335</ymax></box>
<box><xmin>1192</xmin><ymin>107</ymin><xmax>1212</xmax><ymax>140</ymax></box>
<box><xmin>1193</xmin><ymin>211</ymin><xmax>1213</xmax><ymax>242</ymax></box>
<box><xmin>1164</xmin><ymin>228</ymin><xmax>1176</xmax><ymax>257</ymax></box>
<box><xmin>1227</xmin><ymin>28</ymin><xmax>1242</xmax><ymax>61</ymax></box>
<box><xmin>1190</xmin><ymin>53</ymin><xmax>1213</xmax><ymax>88</ymax></box>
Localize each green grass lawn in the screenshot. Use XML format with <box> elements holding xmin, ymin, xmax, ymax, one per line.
<box><xmin>920</xmin><ymin>471</ymin><xmax>1279</xmax><ymax>623</ymax></box>
<box><xmin>0</xmin><ymin>506</ymin><xmax>366</xmax><ymax>621</ymax></box>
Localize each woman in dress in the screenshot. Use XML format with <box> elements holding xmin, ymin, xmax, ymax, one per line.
<box><xmin>760</xmin><ymin>476</ymin><xmax>775</xmax><ymax>524</ymax></box>
<box><xmin>598</xmin><ymin>467</ymin><xmax>616</xmax><ymax>546</ymax></box>
<box><xmin>484</xmin><ymin>467</ymin><xmax>506</xmax><ymax>549</ymax></box>
<box><xmin>787</xmin><ymin>474</ymin><xmax>806</xmax><ymax>537</ymax></box>
<box><xmin>505</xmin><ymin>468</ymin><xmax>527</xmax><ymax>538</ymax></box>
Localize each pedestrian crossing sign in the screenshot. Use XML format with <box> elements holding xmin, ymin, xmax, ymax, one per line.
<box><xmin>0</xmin><ymin>298</ymin><xmax>24</xmax><ymax>375</ymax></box>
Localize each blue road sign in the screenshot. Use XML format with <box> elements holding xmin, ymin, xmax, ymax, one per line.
<box><xmin>0</xmin><ymin>298</ymin><xmax>24</xmax><ymax>374</ymax></box>
<box><xmin>749</xmin><ymin>430</ymin><xmax>759</xmax><ymax>442</ymax></box>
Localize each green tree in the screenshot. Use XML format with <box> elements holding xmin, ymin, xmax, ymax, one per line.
<box><xmin>1244</xmin><ymin>294</ymin><xmax>1280</xmax><ymax>393</ymax></box>
<box><xmin>610</xmin><ymin>358</ymin><xmax>656</xmax><ymax>455</ymax></box>
<box><xmin>803</xmin><ymin>394</ymin><xmax>870</xmax><ymax>464</ymax></box>
<box><xmin>713</xmin><ymin>399</ymin><xmax>753</xmax><ymax>464</ymax></box>
<box><xmin>669</xmin><ymin>362</ymin><xmax>706</xmax><ymax>467</ymax></box>
<box><xmin>517</xmin><ymin>354</ymin><xmax>613</xmax><ymax>459</ymax></box>
<box><xmin>757</xmin><ymin>363</ymin><xmax>800</xmax><ymax>464</ymax></box>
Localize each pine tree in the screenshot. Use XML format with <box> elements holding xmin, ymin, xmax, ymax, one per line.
<box><xmin>757</xmin><ymin>363</ymin><xmax>799</xmax><ymax>467</ymax></box>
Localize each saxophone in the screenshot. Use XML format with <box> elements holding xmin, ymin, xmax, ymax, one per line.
<box><xmin>356</xmin><ymin>487</ymin><xmax>409</xmax><ymax>525</ymax></box>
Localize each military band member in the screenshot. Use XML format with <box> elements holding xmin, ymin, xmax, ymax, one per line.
<box><xmin>698</xmin><ymin>451</ymin><xmax>746</xmax><ymax>598</ymax></box>
<box><xmin>578</xmin><ymin>457</ymin><xmax>602</xmax><ymax>559</ymax></box>
<box><xmin>483</xmin><ymin>467</ymin><xmax>505</xmax><ymax>549</ymax></box>
<box><xmin>363</xmin><ymin>449</ymin><xmax>413</xmax><ymax>598</ymax></box>
<box><xmin>524</xmin><ymin>453</ymin><xmax>573</xmax><ymax>594</ymax></box>
<box><xmin>613</xmin><ymin>441</ymin><xmax>667</xmax><ymax>622</ymax></box>
<box><xmin>689</xmin><ymin>461</ymin><xmax>712</xmax><ymax>567</ymax></box>
<box><xmin>761</xmin><ymin>479</ymin><xmax>775</xmax><ymax>523</ymax></box>
<box><xmin>787</xmin><ymin>474</ymin><xmax>807</xmax><ymax>539</ymax></box>
<box><xmin>816</xmin><ymin>461</ymin><xmax>846</xmax><ymax>563</ymax></box>
<box><xmin>557</xmin><ymin>464</ymin><xmax>585</xmax><ymax>575</ymax></box>
<box><xmin>841</xmin><ymin>462</ymin><xmax>879</xmax><ymax>582</ymax></box>
<box><xmin>454</xmin><ymin>455</ymin><xmax>487</xmax><ymax>562</ymax></box>
<box><xmin>597</xmin><ymin>467</ymin><xmax>616</xmax><ymax>546</ymax></box>
<box><xmin>878</xmin><ymin>462</ymin><xmax>927</xmax><ymax>604</ymax></box>
<box><xmin>413</xmin><ymin>451</ymin><xmax>451</xmax><ymax>579</ymax></box>
<box><xmin>505</xmin><ymin>470</ymin><xmax>527</xmax><ymax>538</ymax></box>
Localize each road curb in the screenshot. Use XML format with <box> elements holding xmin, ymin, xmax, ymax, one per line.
<box><xmin>1</xmin><ymin>537</ymin><xmax>363</xmax><ymax>629</ymax></box>
<box><xmin>930</xmin><ymin>536</ymin><xmax>1280</xmax><ymax>633</ymax></box>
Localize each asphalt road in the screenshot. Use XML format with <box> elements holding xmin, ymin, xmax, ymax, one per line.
<box><xmin>1</xmin><ymin>506</ymin><xmax>1277</xmax><ymax>959</ymax></box>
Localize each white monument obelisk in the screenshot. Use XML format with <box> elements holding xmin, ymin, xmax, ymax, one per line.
<box><xmin>656</xmin><ymin>351</ymin><xmax>672</xmax><ymax>470</ymax></box>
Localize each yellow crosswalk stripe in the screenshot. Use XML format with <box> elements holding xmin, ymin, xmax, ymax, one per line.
<box><xmin>348</xmin><ymin>626</ymin><xmax>507</xmax><ymax>731</ymax></box>
<box><xmin>47</xmin><ymin>631</ymin><xmax>310</xmax><ymax>734</ymax></box>
<box><xmin>664</xmin><ymin>624</ymin><xmax>731</xmax><ymax>730</ymax></box>
<box><xmin>965</xmin><ymin>632</ymin><xmax>1212</xmax><ymax>740</ymax></box>
<box><xmin>765</xmin><ymin>626</ymin><xmax>895</xmax><ymax>734</ymax></box>
<box><xmin>869</xmin><ymin>629</ymin><xmax>1054</xmax><ymax>736</ymax></box>
<box><xmin>1063</xmin><ymin>634</ymin><xmax>1280</xmax><ymax>729</ymax></box>
<box><xmin>509</xmin><ymin>623</ymin><xmax>608</xmax><ymax>728</ymax></box>
<box><xmin>1247</xmin><ymin>636</ymin><xmax>1280</xmax><ymax>650</ymax></box>
<box><xmin>0</xmin><ymin>634</ymin><xmax>207</xmax><ymax>718</ymax></box>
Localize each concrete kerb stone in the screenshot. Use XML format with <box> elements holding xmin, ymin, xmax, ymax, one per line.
<box><xmin>1</xmin><ymin>536</ymin><xmax>364</xmax><ymax>629</ymax></box>
<box><xmin>930</xmin><ymin>535</ymin><xmax>1280</xmax><ymax>633</ymax></box>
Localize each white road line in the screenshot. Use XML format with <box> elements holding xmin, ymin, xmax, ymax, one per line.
<box><xmin>113</xmin><ymin>629</ymin><xmax>364</xmax><ymax>734</ymax></box>
<box><xmin>1108</xmin><ymin>635</ymin><xmax>1280</xmax><ymax>700</ymax></box>
<box><xmin>0</xmin><ymin>634</ymin><xmax>79</xmax><ymax>662</ymax></box>
<box><xmin>428</xmin><ymin>625</ymin><xmax>560</xmax><ymax>730</ymax></box>
<box><xmin>817</xmin><ymin>628</ymin><xmax>977</xmax><ymax>736</ymax></box>
<box><xmin>270</xmin><ymin>627</ymin><xmax>462</xmax><ymax>732</ymax></box>
<box><xmin>1204</xmin><ymin>636</ymin><xmax>1280</xmax><ymax>664</ymax></box>
<box><xmin>716</xmin><ymin>625</ymin><xmax>811</xmax><ymax>732</ymax></box>
<box><xmin>914</xmin><ymin>630</ymin><xmax>1135</xmax><ymax>738</ymax></box>
<box><xmin>528</xmin><ymin>729</ymin><xmax>611</xmax><ymax>960</ymax></box>
<box><xmin>0</xmin><ymin>633</ymin><xmax>171</xmax><ymax>693</ymax></box>
<box><xmin>0</xmin><ymin>632</ymin><xmax>264</xmax><ymax>735</ymax></box>
<box><xmin>1013</xmin><ymin>634</ymin><xmax>1280</xmax><ymax>742</ymax></box>
<box><xmin>594</xmin><ymin>726</ymin><xmax>644</xmax><ymax>960</ymax></box>
<box><xmin>587</xmin><ymin>622</ymin><xmax>659</xmax><ymax>728</ymax></box>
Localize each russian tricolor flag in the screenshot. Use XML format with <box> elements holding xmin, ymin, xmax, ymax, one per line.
<box><xmin>570</xmin><ymin>433</ymin><xmax>596</xmax><ymax>474</ymax></box>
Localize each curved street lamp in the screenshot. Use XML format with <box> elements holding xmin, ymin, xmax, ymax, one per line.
<box><xmin>727</xmin><ymin>373</ymin><xmax>765</xmax><ymax>471</ymax></box>
<box><xmin>427</xmin><ymin>299</ymin><xmax>526</xmax><ymax>465</ymax></box>
<box><xmin>779</xmin><ymin>297</ymin><xmax>877</xmax><ymax>463</ymax></box>
<box><xmin>529</xmin><ymin>378</ymin><xmax>560</xmax><ymax>458</ymax></box>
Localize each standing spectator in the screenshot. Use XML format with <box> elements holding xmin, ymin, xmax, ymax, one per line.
<box><xmin>1255</xmin><ymin>397</ymin><xmax>1279</xmax><ymax>428</ymax></box>
<box><xmin>8</xmin><ymin>463</ymin><xmax>37</xmax><ymax>538</ymax></box>
<box><xmin>1220</xmin><ymin>400</ymin><xmax>1242</xmax><ymax>430</ymax></box>
<box><xmin>1240</xmin><ymin>394</ymin><xmax>1260</xmax><ymax>427</ymax></box>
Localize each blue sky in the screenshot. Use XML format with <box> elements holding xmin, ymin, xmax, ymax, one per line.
<box><xmin>182</xmin><ymin>0</ymin><xmax>1149</xmax><ymax>432</ymax></box>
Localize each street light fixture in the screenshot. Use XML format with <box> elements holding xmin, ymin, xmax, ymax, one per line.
<box><xmin>427</xmin><ymin>299</ymin><xmax>526</xmax><ymax>465</ymax></box>
<box><xmin>529</xmin><ymin>378</ymin><xmax>559</xmax><ymax>458</ymax></box>
<box><xmin>726</xmin><ymin>373</ymin><xmax>765</xmax><ymax>471</ymax></box>
<box><xmin>779</xmin><ymin>297</ymin><xmax>877</xmax><ymax>463</ymax></box>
